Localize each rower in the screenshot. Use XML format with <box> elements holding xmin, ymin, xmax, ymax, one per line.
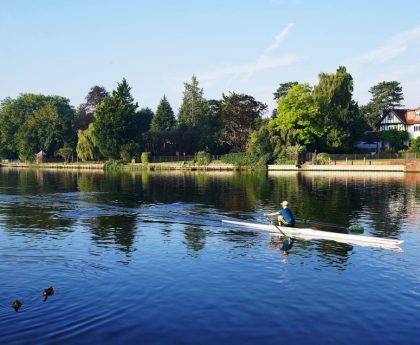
<box><xmin>264</xmin><ymin>201</ymin><xmax>295</xmax><ymax>227</ymax></box>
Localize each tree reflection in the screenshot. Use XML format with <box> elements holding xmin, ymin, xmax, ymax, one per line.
<box><xmin>86</xmin><ymin>214</ymin><xmax>137</xmax><ymax>254</ymax></box>
<box><xmin>183</xmin><ymin>225</ymin><xmax>206</xmax><ymax>255</ymax></box>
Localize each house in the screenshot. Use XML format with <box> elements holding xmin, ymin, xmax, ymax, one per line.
<box><xmin>376</xmin><ymin>107</ymin><xmax>420</xmax><ymax>149</ymax></box>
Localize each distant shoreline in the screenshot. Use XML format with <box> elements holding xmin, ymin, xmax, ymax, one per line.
<box><xmin>0</xmin><ymin>161</ymin><xmax>419</xmax><ymax>172</ymax></box>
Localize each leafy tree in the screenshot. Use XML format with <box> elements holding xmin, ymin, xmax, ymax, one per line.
<box><xmin>135</xmin><ymin>107</ymin><xmax>154</xmax><ymax>133</ymax></box>
<box><xmin>312</xmin><ymin>66</ymin><xmax>364</xmax><ymax>152</ymax></box>
<box><xmin>379</xmin><ymin>129</ymin><xmax>409</xmax><ymax>151</ymax></box>
<box><xmin>93</xmin><ymin>78</ymin><xmax>138</xmax><ymax>159</ymax></box>
<box><xmin>195</xmin><ymin>99</ymin><xmax>224</xmax><ymax>153</ymax></box>
<box><xmin>76</xmin><ymin>123</ymin><xmax>99</xmax><ymax>161</ymax></box>
<box><xmin>56</xmin><ymin>147</ymin><xmax>73</xmax><ymax>163</ymax></box>
<box><xmin>270</xmin><ymin>83</ymin><xmax>321</xmax><ymax>149</ymax></box>
<box><xmin>219</xmin><ymin>92</ymin><xmax>267</xmax><ymax>152</ymax></box>
<box><xmin>151</xmin><ymin>96</ymin><xmax>175</xmax><ymax>132</ymax></box>
<box><xmin>410</xmin><ymin>137</ymin><xmax>420</xmax><ymax>152</ymax></box>
<box><xmin>178</xmin><ymin>75</ymin><xmax>206</xmax><ymax>128</ymax></box>
<box><xmin>273</xmin><ymin>81</ymin><xmax>298</xmax><ymax>101</ymax></box>
<box><xmin>247</xmin><ymin>122</ymin><xmax>275</xmax><ymax>165</ymax></box>
<box><xmin>365</xmin><ymin>81</ymin><xmax>404</xmax><ymax>129</ymax></box>
<box><xmin>0</xmin><ymin>94</ymin><xmax>76</xmax><ymax>161</ymax></box>
<box><xmin>75</xmin><ymin>86</ymin><xmax>109</xmax><ymax>131</ymax></box>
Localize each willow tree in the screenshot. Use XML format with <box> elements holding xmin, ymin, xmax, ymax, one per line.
<box><xmin>312</xmin><ymin>66</ymin><xmax>364</xmax><ymax>152</ymax></box>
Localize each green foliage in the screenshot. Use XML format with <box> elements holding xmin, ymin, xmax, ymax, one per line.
<box><xmin>273</xmin><ymin>81</ymin><xmax>298</xmax><ymax>101</ymax></box>
<box><xmin>93</xmin><ymin>78</ymin><xmax>138</xmax><ymax>159</ymax></box>
<box><xmin>0</xmin><ymin>94</ymin><xmax>76</xmax><ymax>161</ymax></box>
<box><xmin>76</xmin><ymin>123</ymin><xmax>98</xmax><ymax>161</ymax></box>
<box><xmin>141</xmin><ymin>152</ymin><xmax>151</xmax><ymax>163</ymax></box>
<box><xmin>271</xmin><ymin>83</ymin><xmax>321</xmax><ymax>148</ymax></box>
<box><xmin>221</xmin><ymin>153</ymin><xmax>256</xmax><ymax>167</ymax></box>
<box><xmin>316</xmin><ymin>152</ymin><xmax>331</xmax><ymax>165</ymax></box>
<box><xmin>75</xmin><ymin>85</ymin><xmax>109</xmax><ymax>131</ymax></box>
<box><xmin>219</xmin><ymin>92</ymin><xmax>267</xmax><ymax>152</ymax></box>
<box><xmin>151</xmin><ymin>96</ymin><xmax>175</xmax><ymax>132</ymax></box>
<box><xmin>312</xmin><ymin>66</ymin><xmax>364</xmax><ymax>151</ymax></box>
<box><xmin>178</xmin><ymin>75</ymin><xmax>206</xmax><ymax>128</ymax></box>
<box><xmin>195</xmin><ymin>151</ymin><xmax>212</xmax><ymax>166</ymax></box>
<box><xmin>409</xmin><ymin>137</ymin><xmax>420</xmax><ymax>152</ymax></box>
<box><xmin>103</xmin><ymin>159</ymin><xmax>125</xmax><ymax>171</ymax></box>
<box><xmin>247</xmin><ymin>123</ymin><xmax>275</xmax><ymax>165</ymax></box>
<box><xmin>365</xmin><ymin>81</ymin><xmax>404</xmax><ymax>129</ymax></box>
<box><xmin>194</xmin><ymin>100</ymin><xmax>224</xmax><ymax>153</ymax></box>
<box><xmin>120</xmin><ymin>143</ymin><xmax>138</xmax><ymax>162</ymax></box>
<box><xmin>56</xmin><ymin>147</ymin><xmax>73</xmax><ymax>163</ymax></box>
<box><xmin>379</xmin><ymin>129</ymin><xmax>409</xmax><ymax>151</ymax></box>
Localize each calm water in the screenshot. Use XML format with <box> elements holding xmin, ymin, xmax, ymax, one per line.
<box><xmin>0</xmin><ymin>168</ymin><xmax>419</xmax><ymax>345</ymax></box>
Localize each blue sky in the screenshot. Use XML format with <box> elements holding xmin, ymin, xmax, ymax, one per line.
<box><xmin>1</xmin><ymin>0</ymin><xmax>420</xmax><ymax>114</ymax></box>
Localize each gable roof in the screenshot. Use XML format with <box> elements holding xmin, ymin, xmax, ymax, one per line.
<box><xmin>376</xmin><ymin>108</ymin><xmax>420</xmax><ymax>126</ymax></box>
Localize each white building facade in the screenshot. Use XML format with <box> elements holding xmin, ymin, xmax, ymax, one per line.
<box><xmin>377</xmin><ymin>107</ymin><xmax>420</xmax><ymax>139</ymax></box>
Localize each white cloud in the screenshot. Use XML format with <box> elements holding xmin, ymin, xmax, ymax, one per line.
<box><xmin>199</xmin><ymin>23</ymin><xmax>299</xmax><ymax>83</ymax></box>
<box><xmin>351</xmin><ymin>25</ymin><xmax>420</xmax><ymax>64</ymax></box>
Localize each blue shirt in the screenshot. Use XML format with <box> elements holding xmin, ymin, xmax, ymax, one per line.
<box><xmin>277</xmin><ymin>208</ymin><xmax>295</xmax><ymax>224</ymax></box>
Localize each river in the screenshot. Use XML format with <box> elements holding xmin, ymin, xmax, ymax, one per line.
<box><xmin>0</xmin><ymin>168</ymin><xmax>419</xmax><ymax>345</ymax></box>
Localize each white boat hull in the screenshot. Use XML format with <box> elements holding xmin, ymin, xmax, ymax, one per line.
<box><xmin>222</xmin><ymin>220</ymin><xmax>403</xmax><ymax>251</ymax></box>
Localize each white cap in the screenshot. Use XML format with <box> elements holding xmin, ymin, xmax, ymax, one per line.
<box><xmin>282</xmin><ymin>200</ymin><xmax>288</xmax><ymax>207</ymax></box>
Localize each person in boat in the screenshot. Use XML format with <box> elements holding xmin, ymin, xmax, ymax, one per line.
<box><xmin>264</xmin><ymin>201</ymin><xmax>295</xmax><ymax>227</ymax></box>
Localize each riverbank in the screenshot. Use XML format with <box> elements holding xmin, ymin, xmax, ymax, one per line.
<box><xmin>1</xmin><ymin>160</ymin><xmax>419</xmax><ymax>172</ymax></box>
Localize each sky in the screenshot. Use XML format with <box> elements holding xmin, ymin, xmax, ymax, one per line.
<box><xmin>1</xmin><ymin>0</ymin><xmax>420</xmax><ymax>114</ymax></box>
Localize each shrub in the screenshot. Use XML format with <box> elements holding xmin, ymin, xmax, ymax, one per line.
<box><xmin>103</xmin><ymin>159</ymin><xmax>125</xmax><ymax>171</ymax></box>
<box><xmin>316</xmin><ymin>152</ymin><xmax>331</xmax><ymax>165</ymax></box>
<box><xmin>141</xmin><ymin>152</ymin><xmax>151</xmax><ymax>163</ymax></box>
<box><xmin>196</xmin><ymin>151</ymin><xmax>212</xmax><ymax>166</ymax></box>
<box><xmin>410</xmin><ymin>137</ymin><xmax>420</xmax><ymax>153</ymax></box>
<box><xmin>221</xmin><ymin>153</ymin><xmax>257</xmax><ymax>167</ymax></box>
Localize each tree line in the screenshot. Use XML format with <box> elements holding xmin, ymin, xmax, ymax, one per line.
<box><xmin>0</xmin><ymin>66</ymin><xmax>413</xmax><ymax>163</ymax></box>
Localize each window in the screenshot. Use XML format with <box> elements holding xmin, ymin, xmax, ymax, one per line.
<box><xmin>415</xmin><ymin>111</ymin><xmax>420</xmax><ymax>118</ymax></box>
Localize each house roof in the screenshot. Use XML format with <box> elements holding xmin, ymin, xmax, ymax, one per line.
<box><xmin>377</xmin><ymin>108</ymin><xmax>420</xmax><ymax>126</ymax></box>
<box><xmin>363</xmin><ymin>131</ymin><xmax>379</xmax><ymax>144</ymax></box>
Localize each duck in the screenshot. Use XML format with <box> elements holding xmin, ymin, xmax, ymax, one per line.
<box><xmin>43</xmin><ymin>287</ymin><xmax>54</xmax><ymax>297</ymax></box>
<box><xmin>12</xmin><ymin>300</ymin><xmax>22</xmax><ymax>311</ymax></box>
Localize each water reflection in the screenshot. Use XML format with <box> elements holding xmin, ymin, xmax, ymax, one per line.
<box><xmin>0</xmin><ymin>168</ymin><xmax>418</xmax><ymax>261</ymax></box>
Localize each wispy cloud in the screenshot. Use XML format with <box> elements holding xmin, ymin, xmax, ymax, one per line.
<box><xmin>199</xmin><ymin>23</ymin><xmax>299</xmax><ymax>83</ymax></box>
<box><xmin>351</xmin><ymin>25</ymin><xmax>420</xmax><ymax>64</ymax></box>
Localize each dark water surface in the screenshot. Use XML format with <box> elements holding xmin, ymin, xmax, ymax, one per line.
<box><xmin>0</xmin><ymin>168</ymin><xmax>419</xmax><ymax>345</ymax></box>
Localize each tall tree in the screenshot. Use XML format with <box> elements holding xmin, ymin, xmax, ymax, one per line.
<box><xmin>364</xmin><ymin>81</ymin><xmax>404</xmax><ymax>129</ymax></box>
<box><xmin>151</xmin><ymin>96</ymin><xmax>175</xmax><ymax>132</ymax></box>
<box><xmin>178</xmin><ymin>75</ymin><xmax>206</xmax><ymax>128</ymax></box>
<box><xmin>273</xmin><ymin>81</ymin><xmax>299</xmax><ymax>101</ymax></box>
<box><xmin>93</xmin><ymin>78</ymin><xmax>138</xmax><ymax>159</ymax></box>
<box><xmin>270</xmin><ymin>83</ymin><xmax>321</xmax><ymax>148</ymax></box>
<box><xmin>75</xmin><ymin>86</ymin><xmax>109</xmax><ymax>131</ymax></box>
<box><xmin>312</xmin><ymin>66</ymin><xmax>364</xmax><ymax>152</ymax></box>
<box><xmin>195</xmin><ymin>99</ymin><xmax>224</xmax><ymax>153</ymax></box>
<box><xmin>219</xmin><ymin>92</ymin><xmax>267</xmax><ymax>152</ymax></box>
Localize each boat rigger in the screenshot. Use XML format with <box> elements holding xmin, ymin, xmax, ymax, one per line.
<box><xmin>222</xmin><ymin>220</ymin><xmax>403</xmax><ymax>251</ymax></box>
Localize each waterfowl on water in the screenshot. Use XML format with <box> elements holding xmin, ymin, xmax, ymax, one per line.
<box><xmin>43</xmin><ymin>287</ymin><xmax>54</xmax><ymax>297</ymax></box>
<box><xmin>12</xmin><ymin>300</ymin><xmax>22</xmax><ymax>311</ymax></box>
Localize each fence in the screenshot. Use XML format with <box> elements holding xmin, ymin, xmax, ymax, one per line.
<box><xmin>304</xmin><ymin>152</ymin><xmax>418</xmax><ymax>164</ymax></box>
<box><xmin>149</xmin><ymin>155</ymin><xmax>224</xmax><ymax>163</ymax></box>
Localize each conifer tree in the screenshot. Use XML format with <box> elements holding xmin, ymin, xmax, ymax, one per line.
<box><xmin>151</xmin><ymin>96</ymin><xmax>175</xmax><ymax>132</ymax></box>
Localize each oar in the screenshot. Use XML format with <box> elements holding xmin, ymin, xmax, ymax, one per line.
<box><xmin>264</xmin><ymin>216</ymin><xmax>289</xmax><ymax>239</ymax></box>
<box><xmin>295</xmin><ymin>217</ymin><xmax>364</xmax><ymax>233</ymax></box>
